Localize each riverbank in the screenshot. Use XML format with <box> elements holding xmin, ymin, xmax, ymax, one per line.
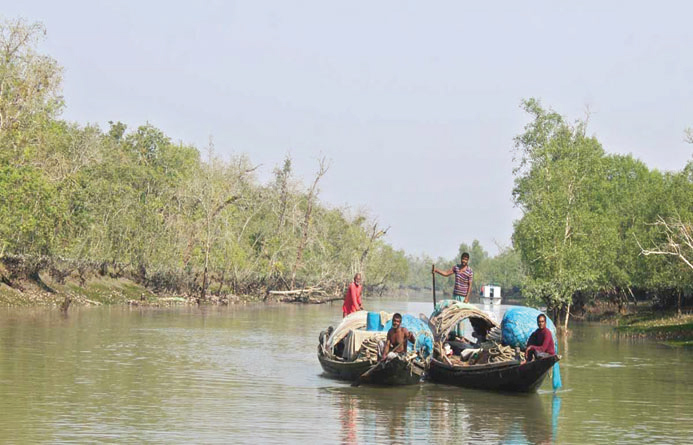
<box><xmin>0</xmin><ymin>255</ymin><xmax>348</xmax><ymax>309</ymax></box>
<box><xmin>582</xmin><ymin>302</ymin><xmax>693</xmax><ymax>347</ymax></box>
<box><xmin>614</xmin><ymin>310</ymin><xmax>693</xmax><ymax>347</ymax></box>
<box><xmin>0</xmin><ymin>274</ymin><xmax>274</xmax><ymax>308</ymax></box>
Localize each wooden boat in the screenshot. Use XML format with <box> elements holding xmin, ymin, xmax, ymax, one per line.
<box><xmin>317</xmin><ymin>311</ymin><xmax>429</xmax><ymax>386</ymax></box>
<box><xmin>426</xmin><ymin>300</ymin><xmax>560</xmax><ymax>393</ymax></box>
<box><xmin>428</xmin><ymin>353</ymin><xmax>559</xmax><ymax>392</ymax></box>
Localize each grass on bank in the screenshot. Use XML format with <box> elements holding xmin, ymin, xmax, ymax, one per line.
<box><xmin>613</xmin><ymin>306</ymin><xmax>693</xmax><ymax>347</ymax></box>
<box><xmin>0</xmin><ymin>276</ymin><xmax>153</xmax><ymax>307</ymax></box>
<box><xmin>0</xmin><ymin>272</ymin><xmax>270</xmax><ymax>308</ymax></box>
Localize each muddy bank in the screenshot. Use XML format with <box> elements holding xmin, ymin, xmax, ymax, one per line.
<box><xmin>614</xmin><ymin>311</ymin><xmax>693</xmax><ymax>347</ymax></box>
<box><xmin>0</xmin><ymin>275</ymin><xmax>261</xmax><ymax>308</ymax></box>
<box><xmin>578</xmin><ymin>301</ymin><xmax>693</xmax><ymax>347</ymax></box>
<box><xmin>0</xmin><ymin>273</ymin><xmax>345</xmax><ymax>309</ymax></box>
<box><xmin>0</xmin><ymin>255</ymin><xmax>345</xmax><ymax>309</ymax></box>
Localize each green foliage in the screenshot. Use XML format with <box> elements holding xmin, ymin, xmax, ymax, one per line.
<box><xmin>512</xmin><ymin>99</ymin><xmax>693</xmax><ymax>319</ymax></box>
<box><xmin>514</xmin><ymin>99</ymin><xmax>617</xmax><ymax>313</ymax></box>
<box><xmin>0</xmin><ymin>17</ymin><xmax>409</xmax><ymax>296</ymax></box>
<box><xmin>0</xmin><ymin>18</ymin><xmax>63</xmax><ymax>162</ymax></box>
<box><xmin>4</xmin><ymin>18</ymin><xmax>690</xmax><ymax>308</ymax></box>
<box><xmin>0</xmin><ymin>164</ymin><xmax>64</xmax><ymax>255</ymax></box>
<box><xmin>481</xmin><ymin>246</ymin><xmax>525</xmax><ymax>298</ymax></box>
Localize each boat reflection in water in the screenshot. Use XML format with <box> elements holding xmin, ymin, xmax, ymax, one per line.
<box><xmin>424</xmin><ymin>386</ymin><xmax>558</xmax><ymax>444</ymax></box>
<box><xmin>322</xmin><ymin>384</ymin><xmax>561</xmax><ymax>444</ymax></box>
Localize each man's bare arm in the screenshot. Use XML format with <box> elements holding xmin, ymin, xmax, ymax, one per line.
<box><xmin>401</xmin><ymin>328</ymin><xmax>416</xmax><ymax>353</ymax></box>
<box><xmin>407</xmin><ymin>330</ymin><xmax>416</xmax><ymax>349</ymax></box>
<box><xmin>434</xmin><ymin>267</ymin><xmax>454</xmax><ymax>277</ymax></box>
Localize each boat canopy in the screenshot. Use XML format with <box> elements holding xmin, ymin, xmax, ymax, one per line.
<box><xmin>325</xmin><ymin>310</ymin><xmax>392</xmax><ymax>351</ymax></box>
<box><xmin>429</xmin><ymin>299</ymin><xmax>498</xmax><ymax>339</ymax></box>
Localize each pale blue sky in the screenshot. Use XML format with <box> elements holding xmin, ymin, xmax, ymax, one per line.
<box><xmin>3</xmin><ymin>1</ymin><xmax>692</xmax><ymax>259</ymax></box>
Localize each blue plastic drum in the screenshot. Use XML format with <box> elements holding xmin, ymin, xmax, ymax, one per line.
<box><xmin>366</xmin><ymin>311</ymin><xmax>383</xmax><ymax>331</ymax></box>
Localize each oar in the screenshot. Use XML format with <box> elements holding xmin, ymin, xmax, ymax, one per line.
<box><xmin>431</xmin><ymin>264</ymin><xmax>437</xmax><ymax>310</ymax></box>
<box><xmin>351</xmin><ymin>361</ymin><xmax>383</xmax><ymax>387</ymax></box>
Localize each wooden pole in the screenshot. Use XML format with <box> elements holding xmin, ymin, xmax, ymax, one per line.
<box><xmin>432</xmin><ymin>264</ymin><xmax>437</xmax><ymax>309</ymax></box>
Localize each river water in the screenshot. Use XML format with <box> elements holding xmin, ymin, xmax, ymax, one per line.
<box><xmin>1</xmin><ymin>297</ymin><xmax>691</xmax><ymax>444</ymax></box>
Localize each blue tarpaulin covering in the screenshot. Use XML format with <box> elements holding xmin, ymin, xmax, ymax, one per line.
<box><xmin>501</xmin><ymin>307</ymin><xmax>557</xmax><ymax>349</ymax></box>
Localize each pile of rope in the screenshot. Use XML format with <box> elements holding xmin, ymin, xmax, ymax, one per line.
<box><xmin>356</xmin><ymin>336</ymin><xmax>421</xmax><ymax>363</ymax></box>
<box><xmin>487</xmin><ymin>343</ymin><xmax>523</xmax><ymax>363</ymax></box>
<box><xmin>356</xmin><ymin>336</ymin><xmax>381</xmax><ymax>361</ymax></box>
<box><xmin>436</xmin><ymin>341</ymin><xmax>523</xmax><ymax>365</ymax></box>
<box><xmin>487</xmin><ymin>326</ymin><xmax>502</xmax><ymax>342</ymax></box>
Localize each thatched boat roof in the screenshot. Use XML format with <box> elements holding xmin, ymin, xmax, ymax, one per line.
<box><xmin>428</xmin><ymin>300</ymin><xmax>498</xmax><ymax>339</ymax></box>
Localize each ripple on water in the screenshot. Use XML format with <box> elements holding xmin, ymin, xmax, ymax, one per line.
<box><xmin>597</xmin><ymin>362</ymin><xmax>625</xmax><ymax>368</ymax></box>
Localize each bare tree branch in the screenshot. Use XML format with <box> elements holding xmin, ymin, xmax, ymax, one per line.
<box><xmin>637</xmin><ymin>215</ymin><xmax>693</xmax><ymax>271</ymax></box>
<box><xmin>290</xmin><ymin>157</ymin><xmax>330</xmax><ymax>289</ymax></box>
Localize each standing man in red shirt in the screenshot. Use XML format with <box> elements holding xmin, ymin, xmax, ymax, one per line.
<box><xmin>342</xmin><ymin>273</ymin><xmax>363</xmax><ymax>317</ymax></box>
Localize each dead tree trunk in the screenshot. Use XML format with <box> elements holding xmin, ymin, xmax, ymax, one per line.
<box><xmin>290</xmin><ymin>159</ymin><xmax>328</xmax><ymax>290</ymax></box>
<box><xmin>359</xmin><ymin>222</ymin><xmax>390</xmax><ymax>271</ymax></box>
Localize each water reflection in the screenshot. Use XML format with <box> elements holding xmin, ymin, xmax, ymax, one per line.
<box><xmin>324</xmin><ymin>386</ymin><xmax>424</xmax><ymax>443</ymax></box>
<box><xmin>551</xmin><ymin>394</ymin><xmax>562</xmax><ymax>442</ymax></box>
<box><xmin>323</xmin><ymin>384</ymin><xmax>558</xmax><ymax>444</ymax></box>
<box><xmin>432</xmin><ymin>389</ymin><xmax>554</xmax><ymax>444</ymax></box>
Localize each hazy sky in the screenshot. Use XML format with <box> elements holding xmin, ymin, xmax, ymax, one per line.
<box><xmin>4</xmin><ymin>1</ymin><xmax>692</xmax><ymax>259</ymax></box>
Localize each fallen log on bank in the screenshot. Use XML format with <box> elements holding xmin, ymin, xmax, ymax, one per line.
<box><xmin>268</xmin><ymin>287</ymin><xmax>341</xmax><ymax>304</ymax></box>
<box><xmin>268</xmin><ymin>287</ymin><xmax>325</xmax><ymax>296</ymax></box>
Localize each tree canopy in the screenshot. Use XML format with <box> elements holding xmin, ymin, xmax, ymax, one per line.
<box><xmin>0</xmin><ymin>18</ymin><xmax>409</xmax><ymax>298</ymax></box>
<box><xmin>512</xmin><ymin>99</ymin><xmax>693</xmax><ymax>325</ymax></box>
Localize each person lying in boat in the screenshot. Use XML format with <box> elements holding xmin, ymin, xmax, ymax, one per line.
<box><xmin>445</xmin><ymin>331</ymin><xmax>476</xmax><ymax>355</ymax></box>
<box><xmin>380</xmin><ymin>313</ymin><xmax>416</xmax><ymax>361</ymax></box>
<box><xmin>445</xmin><ymin>317</ymin><xmax>490</xmax><ymax>355</ymax></box>
<box><xmin>523</xmin><ymin>314</ymin><xmax>556</xmax><ymax>364</ymax></box>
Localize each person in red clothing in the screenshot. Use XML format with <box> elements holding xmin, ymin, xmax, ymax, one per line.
<box><xmin>524</xmin><ymin>314</ymin><xmax>556</xmax><ymax>363</ymax></box>
<box><xmin>342</xmin><ymin>273</ymin><xmax>363</xmax><ymax>317</ymax></box>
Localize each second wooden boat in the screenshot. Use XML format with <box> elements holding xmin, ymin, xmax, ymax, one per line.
<box><xmin>427</xmin><ymin>300</ymin><xmax>560</xmax><ymax>393</ymax></box>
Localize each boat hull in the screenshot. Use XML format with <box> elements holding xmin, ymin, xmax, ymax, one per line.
<box><xmin>428</xmin><ymin>355</ymin><xmax>559</xmax><ymax>392</ymax></box>
<box><xmin>365</xmin><ymin>355</ymin><xmax>425</xmax><ymax>385</ymax></box>
<box><xmin>318</xmin><ymin>349</ymin><xmax>425</xmax><ymax>385</ymax></box>
<box><xmin>318</xmin><ymin>349</ymin><xmax>374</xmax><ymax>381</ymax></box>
